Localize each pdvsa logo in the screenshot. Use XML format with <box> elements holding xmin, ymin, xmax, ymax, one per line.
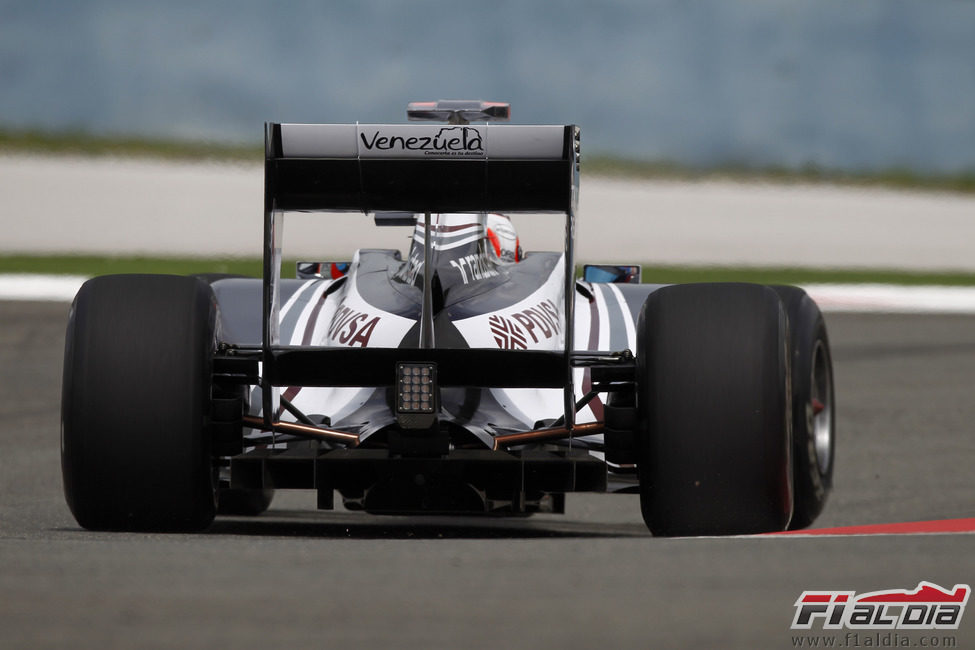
<box><xmin>327</xmin><ymin>306</ymin><xmax>380</xmax><ymax>347</ymax></box>
<box><xmin>791</xmin><ymin>582</ymin><xmax>970</xmax><ymax>630</ymax></box>
<box><xmin>489</xmin><ymin>314</ymin><xmax>527</xmax><ymax>350</ymax></box>
<box><xmin>488</xmin><ymin>300</ymin><xmax>562</xmax><ymax>350</ymax></box>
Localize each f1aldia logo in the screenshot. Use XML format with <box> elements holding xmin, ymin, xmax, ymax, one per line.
<box><xmin>359</xmin><ymin>127</ymin><xmax>483</xmax><ymax>156</ymax></box>
<box><xmin>791</xmin><ymin>582</ymin><xmax>970</xmax><ymax>630</ymax></box>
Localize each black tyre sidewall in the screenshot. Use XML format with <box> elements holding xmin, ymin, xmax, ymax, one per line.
<box><xmin>772</xmin><ymin>286</ymin><xmax>835</xmax><ymax>530</ymax></box>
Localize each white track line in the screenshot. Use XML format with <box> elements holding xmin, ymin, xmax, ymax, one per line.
<box><xmin>0</xmin><ymin>274</ymin><xmax>87</xmax><ymax>302</ymax></box>
<box><xmin>803</xmin><ymin>284</ymin><xmax>975</xmax><ymax>314</ymax></box>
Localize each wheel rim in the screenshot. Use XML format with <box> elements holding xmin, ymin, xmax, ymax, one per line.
<box><xmin>810</xmin><ymin>340</ymin><xmax>833</xmax><ymax>474</ymax></box>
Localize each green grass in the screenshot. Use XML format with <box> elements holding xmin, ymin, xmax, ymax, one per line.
<box><xmin>4</xmin><ymin>254</ymin><xmax>975</xmax><ymax>286</ymax></box>
<box><xmin>614</xmin><ymin>265</ymin><xmax>975</xmax><ymax>287</ymax></box>
<box><xmin>584</xmin><ymin>155</ymin><xmax>975</xmax><ymax>195</ymax></box>
<box><xmin>2</xmin><ymin>126</ymin><xmax>974</xmax><ymax>194</ymax></box>
<box><xmin>0</xmin><ymin>255</ymin><xmax>293</xmax><ymax>278</ymax></box>
<box><xmin>0</xmin><ymin>128</ymin><xmax>262</xmax><ymax>162</ymax></box>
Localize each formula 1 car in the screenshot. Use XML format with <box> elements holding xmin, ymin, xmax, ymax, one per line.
<box><xmin>61</xmin><ymin>101</ymin><xmax>835</xmax><ymax>536</ymax></box>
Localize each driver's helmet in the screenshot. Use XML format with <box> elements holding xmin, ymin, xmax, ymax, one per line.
<box><xmin>485</xmin><ymin>213</ymin><xmax>522</xmax><ymax>264</ymax></box>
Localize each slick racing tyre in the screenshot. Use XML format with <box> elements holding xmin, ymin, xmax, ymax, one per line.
<box><xmin>636</xmin><ymin>283</ymin><xmax>793</xmax><ymax>536</ymax></box>
<box><xmin>772</xmin><ymin>286</ymin><xmax>835</xmax><ymax>530</ymax></box>
<box><xmin>62</xmin><ymin>274</ymin><xmax>218</xmax><ymax>532</ymax></box>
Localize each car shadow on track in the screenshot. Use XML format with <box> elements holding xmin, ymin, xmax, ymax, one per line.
<box><xmin>204</xmin><ymin>510</ymin><xmax>649</xmax><ymax>540</ymax></box>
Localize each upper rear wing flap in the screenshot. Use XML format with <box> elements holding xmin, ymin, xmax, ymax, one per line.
<box><xmin>266</xmin><ymin>123</ymin><xmax>580</xmax><ymax>213</ymax></box>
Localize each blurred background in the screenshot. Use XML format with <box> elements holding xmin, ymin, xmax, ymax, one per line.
<box><xmin>2</xmin><ymin>0</ymin><xmax>975</xmax><ymax>276</ymax></box>
<box><xmin>2</xmin><ymin>0</ymin><xmax>974</xmax><ymax>176</ymax></box>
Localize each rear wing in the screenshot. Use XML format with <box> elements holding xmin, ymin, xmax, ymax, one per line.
<box><xmin>265</xmin><ymin>123</ymin><xmax>579</xmax><ymax>213</ymax></box>
<box><xmin>261</xmin><ymin>121</ymin><xmax>581</xmax><ymax>428</ymax></box>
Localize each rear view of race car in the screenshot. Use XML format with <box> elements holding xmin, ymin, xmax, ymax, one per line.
<box><xmin>61</xmin><ymin>101</ymin><xmax>835</xmax><ymax>536</ymax></box>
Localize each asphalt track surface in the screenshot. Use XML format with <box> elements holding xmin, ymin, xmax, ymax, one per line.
<box><xmin>1</xmin><ymin>301</ymin><xmax>973</xmax><ymax>649</ymax></box>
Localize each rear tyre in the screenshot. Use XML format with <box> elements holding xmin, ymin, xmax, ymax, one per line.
<box><xmin>218</xmin><ymin>488</ymin><xmax>274</xmax><ymax>516</ymax></box>
<box><xmin>61</xmin><ymin>274</ymin><xmax>218</xmax><ymax>532</ymax></box>
<box><xmin>636</xmin><ymin>283</ymin><xmax>793</xmax><ymax>536</ymax></box>
<box><xmin>772</xmin><ymin>286</ymin><xmax>835</xmax><ymax>530</ymax></box>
